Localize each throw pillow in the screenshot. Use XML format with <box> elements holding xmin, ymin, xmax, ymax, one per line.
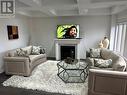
<box><xmin>40</xmin><ymin>47</ymin><xmax>45</xmax><ymax>54</ymax></box>
<box><xmin>21</xmin><ymin>46</ymin><xmax>32</xmax><ymax>55</ymax></box>
<box><xmin>90</xmin><ymin>48</ymin><xmax>101</xmax><ymax>58</ymax></box>
<box><xmin>31</xmin><ymin>46</ymin><xmax>41</xmax><ymax>55</ymax></box>
<box><xmin>16</xmin><ymin>48</ymin><xmax>29</xmax><ymax>57</ymax></box>
<box><xmin>94</xmin><ymin>59</ymin><xmax>112</xmax><ymax>68</ymax></box>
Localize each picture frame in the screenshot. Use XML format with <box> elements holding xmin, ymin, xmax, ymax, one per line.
<box><xmin>7</xmin><ymin>25</ymin><xmax>19</xmax><ymax>40</ymax></box>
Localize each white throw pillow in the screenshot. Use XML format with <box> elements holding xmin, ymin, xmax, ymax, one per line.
<box><xmin>21</xmin><ymin>46</ymin><xmax>32</xmax><ymax>55</ymax></box>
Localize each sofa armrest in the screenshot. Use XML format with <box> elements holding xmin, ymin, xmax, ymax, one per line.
<box><xmin>4</xmin><ymin>57</ymin><xmax>29</xmax><ymax>62</ymax></box>
<box><xmin>4</xmin><ymin>57</ymin><xmax>31</xmax><ymax>76</ymax></box>
<box><xmin>88</xmin><ymin>69</ymin><xmax>127</xmax><ymax>95</ymax></box>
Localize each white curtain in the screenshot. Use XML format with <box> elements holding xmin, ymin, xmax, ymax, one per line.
<box><xmin>110</xmin><ymin>23</ymin><xmax>126</xmax><ymax>55</ymax></box>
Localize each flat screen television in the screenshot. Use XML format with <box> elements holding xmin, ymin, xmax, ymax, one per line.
<box><xmin>57</xmin><ymin>24</ymin><xmax>79</xmax><ymax>39</ymax></box>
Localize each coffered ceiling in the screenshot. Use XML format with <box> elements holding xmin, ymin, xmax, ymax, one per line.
<box><xmin>16</xmin><ymin>0</ymin><xmax>127</xmax><ymax>17</ymax></box>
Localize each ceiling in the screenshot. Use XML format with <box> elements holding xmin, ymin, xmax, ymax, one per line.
<box><xmin>16</xmin><ymin>0</ymin><xmax>127</xmax><ymax>17</ymax></box>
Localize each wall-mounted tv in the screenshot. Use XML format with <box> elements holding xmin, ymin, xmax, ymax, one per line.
<box><xmin>57</xmin><ymin>24</ymin><xmax>79</xmax><ymax>39</ymax></box>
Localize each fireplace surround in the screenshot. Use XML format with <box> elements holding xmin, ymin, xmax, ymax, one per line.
<box><xmin>55</xmin><ymin>39</ymin><xmax>81</xmax><ymax>60</ymax></box>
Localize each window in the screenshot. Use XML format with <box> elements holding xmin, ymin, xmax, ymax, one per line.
<box><xmin>110</xmin><ymin>23</ymin><xmax>126</xmax><ymax>55</ymax></box>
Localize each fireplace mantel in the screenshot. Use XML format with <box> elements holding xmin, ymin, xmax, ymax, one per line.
<box><xmin>54</xmin><ymin>39</ymin><xmax>80</xmax><ymax>45</ymax></box>
<box><xmin>54</xmin><ymin>39</ymin><xmax>81</xmax><ymax>60</ymax></box>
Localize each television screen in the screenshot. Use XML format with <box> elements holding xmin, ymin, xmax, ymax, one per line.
<box><xmin>57</xmin><ymin>24</ymin><xmax>79</xmax><ymax>39</ymax></box>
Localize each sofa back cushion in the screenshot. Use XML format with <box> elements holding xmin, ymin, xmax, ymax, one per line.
<box><xmin>6</xmin><ymin>46</ymin><xmax>32</xmax><ymax>57</ymax></box>
<box><xmin>90</xmin><ymin>48</ymin><xmax>101</xmax><ymax>58</ymax></box>
<box><xmin>101</xmin><ymin>49</ymin><xmax>113</xmax><ymax>59</ymax></box>
<box><xmin>6</xmin><ymin>50</ymin><xmax>17</xmax><ymax>57</ymax></box>
<box><xmin>112</xmin><ymin>56</ymin><xmax>126</xmax><ymax>71</ymax></box>
<box><xmin>101</xmin><ymin>49</ymin><xmax>118</xmax><ymax>62</ymax></box>
<box><xmin>101</xmin><ymin>49</ymin><xmax>126</xmax><ymax>71</ymax></box>
<box><xmin>21</xmin><ymin>46</ymin><xmax>32</xmax><ymax>55</ymax></box>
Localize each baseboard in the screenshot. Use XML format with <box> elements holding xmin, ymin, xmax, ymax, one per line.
<box><xmin>47</xmin><ymin>57</ymin><xmax>56</xmax><ymax>60</ymax></box>
<box><xmin>0</xmin><ymin>68</ymin><xmax>4</xmax><ymax>74</ymax></box>
<box><xmin>47</xmin><ymin>57</ymin><xmax>85</xmax><ymax>61</ymax></box>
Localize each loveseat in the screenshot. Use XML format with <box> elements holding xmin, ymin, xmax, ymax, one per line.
<box><xmin>4</xmin><ymin>46</ymin><xmax>47</xmax><ymax>76</ymax></box>
<box><xmin>86</xmin><ymin>48</ymin><xmax>127</xmax><ymax>71</ymax></box>
<box><xmin>87</xmin><ymin>48</ymin><xmax>127</xmax><ymax>95</ymax></box>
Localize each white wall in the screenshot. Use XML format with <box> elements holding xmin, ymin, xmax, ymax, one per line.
<box><xmin>0</xmin><ymin>16</ymin><xmax>30</xmax><ymax>73</ymax></box>
<box><xmin>109</xmin><ymin>15</ymin><xmax>117</xmax><ymax>50</ymax></box>
<box><xmin>30</xmin><ymin>16</ymin><xmax>111</xmax><ymax>59</ymax></box>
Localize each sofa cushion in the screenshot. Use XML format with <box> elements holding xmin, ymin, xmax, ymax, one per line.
<box><xmin>29</xmin><ymin>54</ymin><xmax>46</xmax><ymax>63</ymax></box>
<box><xmin>101</xmin><ymin>49</ymin><xmax>115</xmax><ymax>59</ymax></box>
<box><xmin>31</xmin><ymin>46</ymin><xmax>41</xmax><ymax>55</ymax></box>
<box><xmin>90</xmin><ymin>48</ymin><xmax>101</xmax><ymax>58</ymax></box>
<box><xmin>94</xmin><ymin>59</ymin><xmax>112</xmax><ymax>68</ymax></box>
<box><xmin>86</xmin><ymin>57</ymin><xmax>102</xmax><ymax>66</ymax></box>
<box><xmin>112</xmin><ymin>56</ymin><xmax>126</xmax><ymax>71</ymax></box>
<box><xmin>21</xmin><ymin>46</ymin><xmax>32</xmax><ymax>55</ymax></box>
<box><xmin>16</xmin><ymin>49</ymin><xmax>29</xmax><ymax>57</ymax></box>
<box><xmin>7</xmin><ymin>50</ymin><xmax>17</xmax><ymax>57</ymax></box>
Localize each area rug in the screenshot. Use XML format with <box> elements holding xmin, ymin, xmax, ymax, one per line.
<box><xmin>3</xmin><ymin>60</ymin><xmax>88</xmax><ymax>95</ymax></box>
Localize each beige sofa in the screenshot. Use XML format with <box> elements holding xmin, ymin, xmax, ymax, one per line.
<box><xmin>86</xmin><ymin>48</ymin><xmax>127</xmax><ymax>71</ymax></box>
<box><xmin>87</xmin><ymin>49</ymin><xmax>127</xmax><ymax>95</ymax></box>
<box><xmin>4</xmin><ymin>46</ymin><xmax>47</xmax><ymax>76</ymax></box>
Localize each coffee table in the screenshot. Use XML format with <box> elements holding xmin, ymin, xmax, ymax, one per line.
<box><xmin>57</xmin><ymin>60</ymin><xmax>88</xmax><ymax>83</ymax></box>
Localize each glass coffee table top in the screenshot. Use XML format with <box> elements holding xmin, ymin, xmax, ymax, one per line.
<box><xmin>57</xmin><ymin>60</ymin><xmax>89</xmax><ymax>83</ymax></box>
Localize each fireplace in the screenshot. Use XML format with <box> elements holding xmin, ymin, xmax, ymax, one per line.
<box><xmin>55</xmin><ymin>39</ymin><xmax>81</xmax><ymax>60</ymax></box>
<box><xmin>61</xmin><ymin>46</ymin><xmax>75</xmax><ymax>60</ymax></box>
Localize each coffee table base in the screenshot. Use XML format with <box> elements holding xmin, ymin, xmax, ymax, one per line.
<box><xmin>57</xmin><ymin>66</ymin><xmax>88</xmax><ymax>83</ymax></box>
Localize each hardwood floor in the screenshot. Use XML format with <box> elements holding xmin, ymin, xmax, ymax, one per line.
<box><xmin>0</xmin><ymin>73</ymin><xmax>69</xmax><ymax>95</ymax></box>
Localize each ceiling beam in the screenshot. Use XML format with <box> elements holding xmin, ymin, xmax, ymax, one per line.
<box><xmin>18</xmin><ymin>0</ymin><xmax>54</xmax><ymax>16</ymax></box>
<box><xmin>111</xmin><ymin>5</ymin><xmax>127</xmax><ymax>14</ymax></box>
<box><xmin>77</xmin><ymin>0</ymin><xmax>90</xmax><ymax>15</ymax></box>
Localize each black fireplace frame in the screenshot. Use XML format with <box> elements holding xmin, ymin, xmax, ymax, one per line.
<box><xmin>60</xmin><ymin>45</ymin><xmax>77</xmax><ymax>60</ymax></box>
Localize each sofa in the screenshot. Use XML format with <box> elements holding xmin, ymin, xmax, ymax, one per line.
<box><xmin>88</xmin><ymin>69</ymin><xmax>127</xmax><ymax>95</ymax></box>
<box><xmin>4</xmin><ymin>46</ymin><xmax>47</xmax><ymax>76</ymax></box>
<box><xmin>87</xmin><ymin>48</ymin><xmax>127</xmax><ymax>95</ymax></box>
<box><xmin>86</xmin><ymin>48</ymin><xmax>127</xmax><ymax>71</ymax></box>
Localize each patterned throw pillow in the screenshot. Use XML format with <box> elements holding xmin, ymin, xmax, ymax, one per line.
<box><xmin>90</xmin><ymin>48</ymin><xmax>101</xmax><ymax>58</ymax></box>
<box><xmin>40</xmin><ymin>48</ymin><xmax>45</xmax><ymax>54</ymax></box>
<box><xmin>16</xmin><ymin>48</ymin><xmax>29</xmax><ymax>57</ymax></box>
<box><xmin>31</xmin><ymin>46</ymin><xmax>41</xmax><ymax>55</ymax></box>
<box><xmin>94</xmin><ymin>59</ymin><xmax>112</xmax><ymax>68</ymax></box>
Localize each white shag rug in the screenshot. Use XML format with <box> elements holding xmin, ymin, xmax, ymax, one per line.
<box><xmin>3</xmin><ymin>60</ymin><xmax>88</xmax><ymax>95</ymax></box>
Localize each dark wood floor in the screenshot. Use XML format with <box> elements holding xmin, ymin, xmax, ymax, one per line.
<box><xmin>0</xmin><ymin>73</ymin><xmax>70</xmax><ymax>95</ymax></box>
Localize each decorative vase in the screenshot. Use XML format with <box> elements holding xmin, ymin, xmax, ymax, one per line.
<box><xmin>102</xmin><ymin>37</ymin><xmax>109</xmax><ymax>49</ymax></box>
<box><xmin>98</xmin><ymin>41</ymin><xmax>103</xmax><ymax>48</ymax></box>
